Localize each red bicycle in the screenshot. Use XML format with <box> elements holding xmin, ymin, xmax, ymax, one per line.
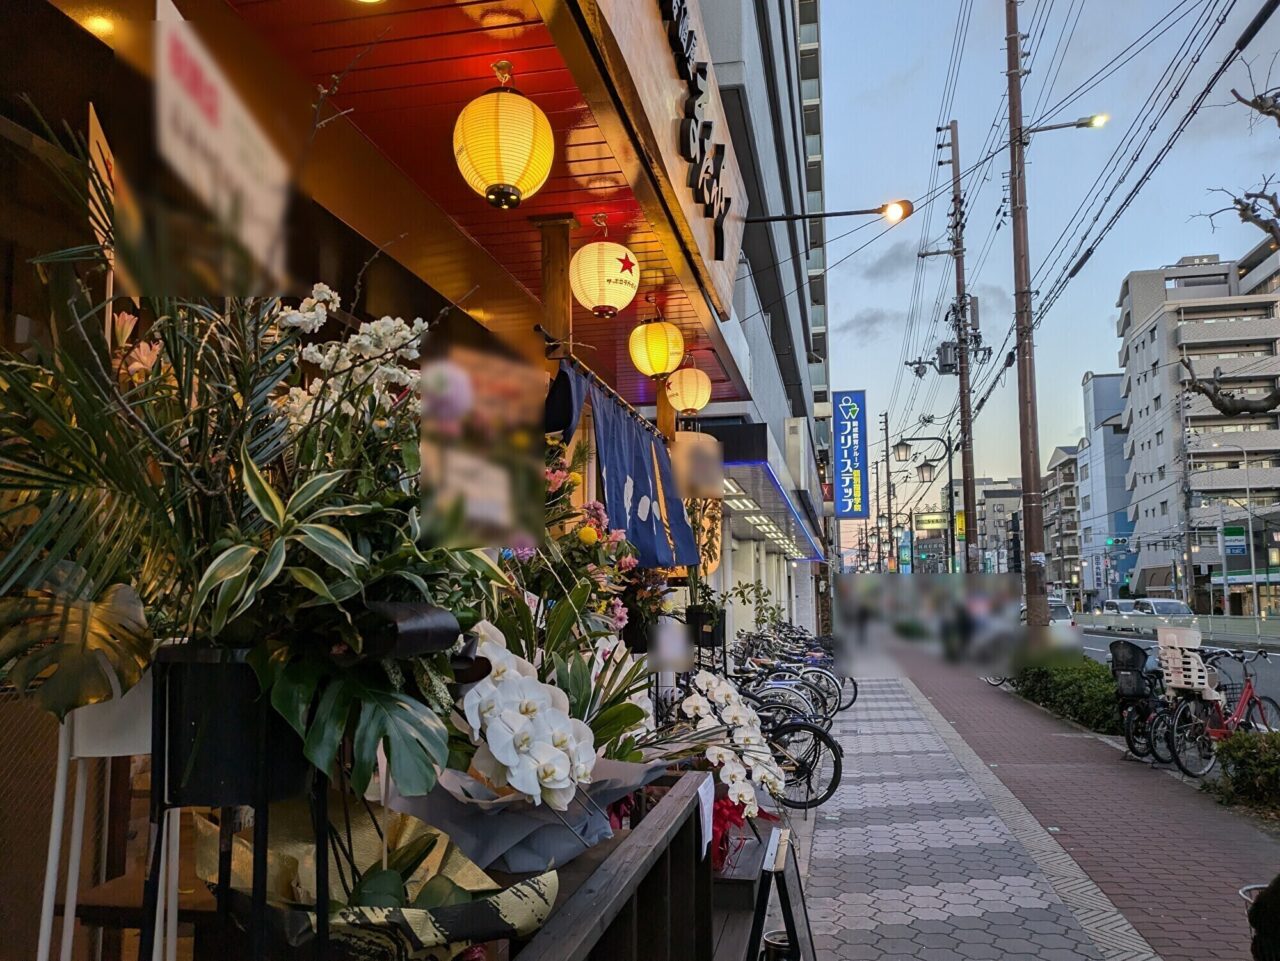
<box><xmin>1168</xmin><ymin>649</ymin><xmax>1278</xmax><ymax>778</ymax></box>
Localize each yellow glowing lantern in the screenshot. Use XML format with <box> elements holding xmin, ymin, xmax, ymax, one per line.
<box><xmin>628</xmin><ymin>320</ymin><xmax>684</xmax><ymax>379</ymax></box>
<box><xmin>570</xmin><ymin>240</ymin><xmax>640</xmax><ymax>318</ymax></box>
<box><xmin>453</xmin><ymin>61</ymin><xmax>554</xmax><ymax>209</ymax></box>
<box><xmin>666</xmin><ymin>366</ymin><xmax>712</xmax><ymax>414</ymax></box>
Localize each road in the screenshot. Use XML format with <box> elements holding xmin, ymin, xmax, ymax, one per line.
<box><xmin>1081</xmin><ymin>630</ymin><xmax>1280</xmax><ymax>702</ymax></box>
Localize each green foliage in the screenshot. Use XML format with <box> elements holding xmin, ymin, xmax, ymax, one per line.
<box><xmin>727</xmin><ymin>580</ymin><xmax>783</xmax><ymax>631</ymax></box>
<box><xmin>1204</xmin><ymin>731</ymin><xmax>1280</xmax><ymax>811</ymax></box>
<box><xmin>347</xmin><ymin>834</ymin><xmax>438</xmax><ymax>909</ymax></box>
<box><xmin>1011</xmin><ymin>654</ymin><xmax>1122</xmax><ymax>735</ymax></box>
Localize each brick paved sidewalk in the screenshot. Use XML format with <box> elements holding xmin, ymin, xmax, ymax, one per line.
<box><xmin>897</xmin><ymin>646</ymin><xmax>1280</xmax><ymax>961</ymax></box>
<box><xmin>806</xmin><ymin>651</ymin><xmax>1157</xmax><ymax>960</ymax></box>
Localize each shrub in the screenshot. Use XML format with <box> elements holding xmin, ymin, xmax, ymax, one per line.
<box><xmin>1010</xmin><ymin>654</ymin><xmax>1121</xmax><ymax>735</ymax></box>
<box><xmin>1204</xmin><ymin>731</ymin><xmax>1280</xmax><ymax>811</ymax></box>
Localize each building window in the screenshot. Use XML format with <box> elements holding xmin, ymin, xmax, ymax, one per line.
<box><xmin>1154</xmin><ymin>395</ymin><xmax>1162</xmax><ymax>410</ymax></box>
<box><xmin>1082</xmin><ymin>495</ymin><xmax>1091</xmax><ymax>513</ymax></box>
<box><xmin>1160</xmin><ymin>500</ymin><xmax>1169</xmax><ymax>516</ymax></box>
<box><xmin>1080</xmin><ymin>463</ymin><xmax>1089</xmax><ymax>481</ymax></box>
<box><xmin>1158</xmin><ymin>465</ymin><xmax>1165</xmax><ymax>480</ymax></box>
<box><xmin>1156</xmin><ymin>430</ymin><xmax>1164</xmax><ymax>446</ymax></box>
<box><xmin>996</xmin><ymin>504</ymin><xmax>1005</xmax><ymax>512</ymax></box>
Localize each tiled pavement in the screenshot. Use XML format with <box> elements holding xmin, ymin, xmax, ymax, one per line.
<box><xmin>807</xmin><ymin>656</ymin><xmax>1160</xmax><ymax>960</ymax></box>
<box><xmin>899</xmin><ymin>648</ymin><xmax>1280</xmax><ymax>961</ymax></box>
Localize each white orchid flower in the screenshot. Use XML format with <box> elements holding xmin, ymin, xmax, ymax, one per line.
<box><xmin>503</xmin><ymin>675</ymin><xmax>555</xmax><ymax>720</ymax></box>
<box><xmin>728</xmin><ymin>780</ymin><xmax>759</xmax><ymax>817</ymax></box>
<box><xmin>719</xmin><ymin>761</ymin><xmax>749</xmax><ymax>786</ymax></box>
<box><xmin>732</xmin><ymin>725</ymin><xmax>764</xmax><ymax>748</ymax></box>
<box><xmin>708</xmin><ymin>680</ymin><xmax>737</xmax><ymax>707</ymax></box>
<box><xmin>695</xmin><ymin>714</ymin><xmax>721</xmax><ymax>732</ymax></box>
<box><xmin>462</xmin><ymin>678</ymin><xmax>501</xmax><ymax>738</ymax></box>
<box><xmin>541</xmin><ymin>709</ymin><xmax>577</xmax><ymax>753</ymax></box>
<box><xmin>721</xmin><ymin>701</ymin><xmax>752</xmax><ymax>728</ymax></box>
<box><xmin>706</xmin><ymin>745</ymin><xmax>736</xmax><ymax>766</ymax></box>
<box><xmin>681</xmin><ymin>692</ymin><xmax>711</xmax><ymax>719</ymax></box>
<box><xmin>486</xmin><ymin>709</ymin><xmax>545</xmax><ymax>768</ymax></box>
<box><xmin>693</xmin><ymin>669</ymin><xmax>717</xmax><ymax>693</ymax></box>
<box><xmin>570</xmin><ymin>737</ymin><xmax>597</xmax><ymax>784</ymax></box>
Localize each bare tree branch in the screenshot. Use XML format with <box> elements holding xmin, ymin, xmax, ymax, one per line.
<box><xmin>1181</xmin><ymin>356</ymin><xmax>1280</xmax><ymax>416</ymax></box>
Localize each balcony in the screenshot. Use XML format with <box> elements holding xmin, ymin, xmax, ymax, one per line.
<box><xmin>1187</xmin><ymin>429</ymin><xmax>1280</xmax><ymax>456</ymax></box>
<box><xmin>1180</xmin><ymin>355</ymin><xmax>1280</xmax><ymax>382</ymax></box>
<box><xmin>1176</xmin><ymin>316</ymin><xmax>1279</xmax><ymax>347</ymax></box>
<box><xmin>1122</xmin><ymin>369</ymin><xmax>1132</xmax><ymax>397</ymax></box>
<box><xmin>1189</xmin><ymin>466</ymin><xmax>1280</xmax><ymax>494</ymax></box>
<box><xmin>802</xmin><ymin>77</ymin><xmax>820</xmax><ymax>103</ymax></box>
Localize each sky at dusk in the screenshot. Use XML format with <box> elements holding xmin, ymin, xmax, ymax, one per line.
<box><xmin>821</xmin><ymin>0</ymin><xmax>1280</xmax><ymax>514</ymax></box>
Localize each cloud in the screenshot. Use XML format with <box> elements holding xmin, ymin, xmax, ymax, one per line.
<box><xmin>970</xmin><ymin>284</ymin><xmax>1013</xmax><ymax>329</ymax></box>
<box><xmin>833</xmin><ymin>306</ymin><xmax>907</xmax><ymax>340</ymax></box>
<box><xmin>849</xmin><ymin>239</ymin><xmax>918</xmax><ymax>282</ymax></box>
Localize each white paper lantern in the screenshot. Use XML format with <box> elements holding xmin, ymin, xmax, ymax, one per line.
<box><xmin>570</xmin><ymin>240</ymin><xmax>641</xmax><ymax>318</ymax></box>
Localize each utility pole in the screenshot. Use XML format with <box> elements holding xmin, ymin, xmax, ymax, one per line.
<box><xmin>873</xmin><ymin>459</ymin><xmax>883</xmax><ymax>573</ymax></box>
<box><xmin>941</xmin><ymin>119</ymin><xmax>979</xmax><ymax>576</ymax></box>
<box><xmin>882</xmin><ymin>412</ymin><xmax>894</xmax><ymax>571</ymax></box>
<box><xmin>1005</xmin><ymin>0</ymin><xmax>1049</xmax><ymax>631</ymax></box>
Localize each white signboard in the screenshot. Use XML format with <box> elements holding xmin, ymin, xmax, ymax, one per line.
<box><xmin>155</xmin><ymin>0</ymin><xmax>288</xmax><ymax>278</ymax></box>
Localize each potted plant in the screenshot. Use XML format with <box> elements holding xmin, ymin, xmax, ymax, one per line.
<box><xmin>682</xmin><ymin>497</ymin><xmax>726</xmax><ymax>648</ymax></box>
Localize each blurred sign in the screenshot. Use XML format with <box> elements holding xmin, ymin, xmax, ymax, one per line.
<box><xmin>155</xmin><ymin>0</ymin><xmax>288</xmax><ymax>278</ymax></box>
<box><xmin>955</xmin><ymin>511</ymin><xmax>966</xmax><ymax>541</ymax></box>
<box><xmin>833</xmin><ymin>390</ymin><xmax>869</xmax><ymax>518</ymax></box>
<box><xmin>1225</xmin><ymin>525</ymin><xmax>1247</xmax><ymax>556</ymax></box>
<box><xmin>671</xmin><ymin>431</ymin><xmax>724</xmax><ymax>498</ymax></box>
<box><xmin>915</xmin><ymin>512</ymin><xmax>948</xmax><ymax>531</ymax></box>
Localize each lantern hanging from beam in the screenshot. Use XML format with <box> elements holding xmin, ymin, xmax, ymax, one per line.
<box><xmin>666</xmin><ymin>366</ymin><xmax>712</xmax><ymax>414</ymax></box>
<box><xmin>570</xmin><ymin>240</ymin><xmax>641</xmax><ymax>318</ymax></box>
<box><xmin>453</xmin><ymin>61</ymin><xmax>554</xmax><ymax>209</ymax></box>
<box><xmin>628</xmin><ymin>320</ymin><xmax>684</xmax><ymax>379</ymax></box>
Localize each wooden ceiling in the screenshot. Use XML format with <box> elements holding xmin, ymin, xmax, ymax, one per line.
<box><xmin>224</xmin><ymin>0</ymin><xmax>739</xmax><ymax>405</ymax></box>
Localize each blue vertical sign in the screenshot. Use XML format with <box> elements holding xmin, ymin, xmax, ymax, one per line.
<box><xmin>833</xmin><ymin>390</ymin><xmax>869</xmax><ymax>518</ymax></box>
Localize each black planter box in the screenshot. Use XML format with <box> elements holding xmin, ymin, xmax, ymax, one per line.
<box><xmin>621</xmin><ymin>618</ymin><xmax>654</xmax><ymax>654</ymax></box>
<box><xmin>156</xmin><ymin>646</ymin><xmax>311</xmax><ymax>808</ymax></box>
<box><xmin>686</xmin><ymin>604</ymin><xmax>726</xmax><ymax>649</ymax></box>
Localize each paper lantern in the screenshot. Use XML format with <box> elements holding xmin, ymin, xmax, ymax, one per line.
<box><xmin>453</xmin><ymin>85</ymin><xmax>554</xmax><ymax>209</ymax></box>
<box><xmin>666</xmin><ymin>367</ymin><xmax>712</xmax><ymax>414</ymax></box>
<box><xmin>570</xmin><ymin>240</ymin><xmax>640</xmax><ymax>318</ymax></box>
<box><xmin>628</xmin><ymin>321</ymin><xmax>684</xmax><ymax>379</ymax></box>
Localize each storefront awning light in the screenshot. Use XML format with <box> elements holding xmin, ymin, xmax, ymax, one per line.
<box><xmin>453</xmin><ymin>62</ymin><xmax>554</xmax><ymax>210</ymax></box>
<box><xmin>570</xmin><ymin>240</ymin><xmax>640</xmax><ymax>318</ymax></box>
<box><xmin>665</xmin><ymin>366</ymin><xmax>712</xmax><ymax>414</ymax></box>
<box><xmin>628</xmin><ymin>319</ymin><xmax>684</xmax><ymax>379</ymax></box>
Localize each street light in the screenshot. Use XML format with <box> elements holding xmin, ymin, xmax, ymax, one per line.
<box><xmin>916</xmin><ymin>460</ymin><xmax>936</xmax><ymax>483</ymax></box>
<box><xmin>745</xmin><ymin>199</ymin><xmax>915</xmax><ymax>225</ymax></box>
<box><xmin>1006</xmin><ymin>102</ymin><xmax>1109</xmax><ymax>631</ymax></box>
<box><xmin>1023</xmin><ymin>114</ymin><xmax>1109</xmax><ymax>137</ymax></box>
<box><xmin>893</xmin><ymin>440</ymin><xmax>913</xmax><ymax>463</ymax></box>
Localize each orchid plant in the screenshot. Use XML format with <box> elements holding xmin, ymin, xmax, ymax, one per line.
<box><xmin>678</xmin><ymin>671</ymin><xmax>785</xmax><ymax>818</ymax></box>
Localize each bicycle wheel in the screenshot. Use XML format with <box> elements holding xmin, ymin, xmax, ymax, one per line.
<box><xmin>1147</xmin><ymin>708</ymin><xmax>1174</xmax><ymax>765</ymax></box>
<box><xmin>800</xmin><ymin>668</ymin><xmax>842</xmax><ymax>716</ymax></box>
<box><xmin>1246</xmin><ymin>696</ymin><xmax>1280</xmax><ymax>733</ymax></box>
<box><xmin>1122</xmin><ymin>705</ymin><xmax>1151</xmax><ymax>758</ymax></box>
<box><xmin>981</xmin><ymin>676</ymin><xmax>1008</xmax><ymax>687</ymax></box>
<box><xmin>749</xmin><ymin>683</ymin><xmax>817</xmax><ymax>720</ymax></box>
<box><xmin>838</xmin><ymin>676</ymin><xmax>858</xmax><ymax>711</ymax></box>
<box><xmin>769</xmin><ymin>720</ymin><xmax>842</xmax><ymax>809</ymax></box>
<box><xmin>751</xmin><ymin>698</ymin><xmax>807</xmax><ymax>729</ymax></box>
<box><xmin>1169</xmin><ymin>699</ymin><xmax>1218</xmax><ymax>778</ymax></box>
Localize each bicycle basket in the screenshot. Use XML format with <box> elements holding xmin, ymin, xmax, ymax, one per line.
<box><xmin>1109</xmin><ymin>640</ymin><xmax>1148</xmax><ymax>674</ymax></box>
<box><xmin>1113</xmin><ymin>669</ymin><xmax>1151</xmax><ymax>699</ymax></box>
<box><xmin>1218</xmin><ymin>679</ymin><xmax>1244</xmax><ymax>709</ymax></box>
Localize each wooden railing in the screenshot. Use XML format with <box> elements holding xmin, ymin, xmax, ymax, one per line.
<box><xmin>513</xmin><ymin>771</ymin><xmax>713</xmax><ymax>961</ymax></box>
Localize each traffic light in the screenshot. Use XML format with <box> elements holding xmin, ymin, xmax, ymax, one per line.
<box><xmin>1105</xmin><ymin>537</ymin><xmax>1114</xmax><ymax>547</ymax></box>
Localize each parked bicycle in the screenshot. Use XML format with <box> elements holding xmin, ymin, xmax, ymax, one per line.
<box><xmin>1166</xmin><ymin>649</ymin><xmax>1278</xmax><ymax>778</ymax></box>
<box><xmin>1108</xmin><ymin>639</ymin><xmax>1174</xmax><ymax>764</ymax></box>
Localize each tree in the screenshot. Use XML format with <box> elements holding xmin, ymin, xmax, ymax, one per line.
<box><xmin>1183</xmin><ymin>57</ymin><xmax>1280</xmax><ymax>416</ymax></box>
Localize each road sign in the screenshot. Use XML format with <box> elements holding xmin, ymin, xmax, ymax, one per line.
<box><xmin>1224</xmin><ymin>525</ymin><xmax>1247</xmax><ymax>556</ymax></box>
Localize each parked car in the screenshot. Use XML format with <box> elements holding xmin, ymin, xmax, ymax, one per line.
<box><xmin>1019</xmin><ymin>602</ymin><xmax>1082</xmax><ymax>648</ymax></box>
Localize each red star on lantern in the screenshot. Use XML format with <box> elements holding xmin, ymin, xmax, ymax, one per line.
<box><xmin>617</xmin><ymin>253</ymin><xmax>635</xmax><ymax>274</ymax></box>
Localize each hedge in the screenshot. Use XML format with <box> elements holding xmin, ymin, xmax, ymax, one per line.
<box><xmin>1010</xmin><ymin>654</ymin><xmax>1121</xmax><ymax>735</ymax></box>
<box><xmin>1204</xmin><ymin>730</ymin><xmax>1280</xmax><ymax>812</ymax></box>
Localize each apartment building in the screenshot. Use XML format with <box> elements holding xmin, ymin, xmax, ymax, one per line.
<box><xmin>1044</xmin><ymin>445</ymin><xmax>1082</xmax><ymax>597</ymax></box>
<box><xmin>1077</xmin><ymin>372</ymin><xmax>1135</xmax><ymax>605</ymax></box>
<box><xmin>946</xmin><ymin>477</ymin><xmax>1022</xmax><ymax>571</ymax></box>
<box><xmin>1119</xmin><ymin>240</ymin><xmax>1280</xmax><ymax>608</ymax></box>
